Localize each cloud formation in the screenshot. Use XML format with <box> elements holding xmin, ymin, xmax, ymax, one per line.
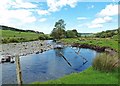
<box><xmin>37</xmin><ymin>0</ymin><xmax>79</xmax><ymax>15</ymax></box>
<box><xmin>88</xmin><ymin>4</ymin><xmax>118</xmax><ymax>29</ymax></box>
<box><xmin>0</xmin><ymin>0</ymin><xmax>37</xmax><ymax>27</ymax></box>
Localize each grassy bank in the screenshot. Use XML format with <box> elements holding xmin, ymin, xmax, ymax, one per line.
<box><xmin>33</xmin><ymin>67</ymin><xmax>118</xmax><ymax>84</ymax></box>
<box><xmin>61</xmin><ymin>37</ymin><xmax>118</xmax><ymax>51</ymax></box>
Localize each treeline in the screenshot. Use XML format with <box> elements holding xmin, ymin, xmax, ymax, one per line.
<box><xmin>95</xmin><ymin>29</ymin><xmax>118</xmax><ymax>38</ymax></box>
<box><xmin>0</xmin><ymin>25</ymin><xmax>44</xmax><ymax>34</ymax></box>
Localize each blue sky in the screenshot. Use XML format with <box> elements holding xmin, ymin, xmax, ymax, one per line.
<box><xmin>0</xmin><ymin>0</ymin><xmax>119</xmax><ymax>34</ymax></box>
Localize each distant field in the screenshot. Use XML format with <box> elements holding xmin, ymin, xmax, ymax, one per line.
<box><xmin>1</xmin><ymin>30</ymin><xmax>40</xmax><ymax>39</ymax></box>
<box><xmin>1</xmin><ymin>30</ymin><xmax>50</xmax><ymax>43</ymax></box>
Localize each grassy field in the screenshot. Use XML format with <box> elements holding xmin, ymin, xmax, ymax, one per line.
<box><xmin>32</xmin><ymin>67</ymin><xmax>118</xmax><ymax>84</ymax></box>
<box><xmin>61</xmin><ymin>37</ymin><xmax>118</xmax><ymax>51</ymax></box>
<box><xmin>1</xmin><ymin>30</ymin><xmax>40</xmax><ymax>38</ymax></box>
<box><xmin>1</xmin><ymin>30</ymin><xmax>51</xmax><ymax>43</ymax></box>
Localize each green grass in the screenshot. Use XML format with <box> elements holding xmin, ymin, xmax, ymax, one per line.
<box><xmin>61</xmin><ymin>37</ymin><xmax>118</xmax><ymax>51</ymax></box>
<box><xmin>1</xmin><ymin>30</ymin><xmax>51</xmax><ymax>43</ymax></box>
<box><xmin>32</xmin><ymin>67</ymin><xmax>118</xmax><ymax>84</ymax></box>
<box><xmin>1</xmin><ymin>30</ymin><xmax>40</xmax><ymax>39</ymax></box>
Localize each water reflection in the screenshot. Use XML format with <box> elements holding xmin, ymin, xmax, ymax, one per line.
<box><xmin>2</xmin><ymin>47</ymin><xmax>97</xmax><ymax>84</ymax></box>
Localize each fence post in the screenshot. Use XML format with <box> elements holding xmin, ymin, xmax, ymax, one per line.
<box><xmin>15</xmin><ymin>55</ymin><xmax>23</xmax><ymax>85</ymax></box>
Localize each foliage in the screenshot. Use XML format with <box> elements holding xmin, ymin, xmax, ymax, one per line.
<box><xmin>66</xmin><ymin>29</ymin><xmax>80</xmax><ymax>38</ymax></box>
<box><xmin>95</xmin><ymin>29</ymin><xmax>118</xmax><ymax>38</ymax></box>
<box><xmin>32</xmin><ymin>67</ymin><xmax>118</xmax><ymax>84</ymax></box>
<box><xmin>51</xmin><ymin>19</ymin><xmax>66</xmax><ymax>39</ymax></box>
<box><xmin>38</xmin><ymin>34</ymin><xmax>50</xmax><ymax>40</ymax></box>
<box><xmin>1</xmin><ymin>37</ymin><xmax>28</xmax><ymax>43</ymax></box>
<box><xmin>66</xmin><ymin>30</ymin><xmax>76</xmax><ymax>38</ymax></box>
<box><xmin>92</xmin><ymin>53</ymin><xmax>119</xmax><ymax>72</ymax></box>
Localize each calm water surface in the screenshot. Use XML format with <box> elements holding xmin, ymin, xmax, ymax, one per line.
<box><xmin>2</xmin><ymin>46</ymin><xmax>97</xmax><ymax>84</ymax></box>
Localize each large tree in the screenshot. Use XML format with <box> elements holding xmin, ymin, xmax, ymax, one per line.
<box><xmin>51</xmin><ymin>19</ymin><xmax>66</xmax><ymax>39</ymax></box>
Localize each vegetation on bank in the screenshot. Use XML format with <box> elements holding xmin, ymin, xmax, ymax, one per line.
<box><xmin>32</xmin><ymin>67</ymin><xmax>118</xmax><ymax>84</ymax></box>
<box><xmin>93</xmin><ymin>53</ymin><xmax>119</xmax><ymax>72</ymax></box>
<box><xmin>61</xmin><ymin>37</ymin><xmax>118</xmax><ymax>51</ymax></box>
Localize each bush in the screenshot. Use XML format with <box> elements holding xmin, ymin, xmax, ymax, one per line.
<box><xmin>2</xmin><ymin>38</ymin><xmax>8</xmax><ymax>43</ymax></box>
<box><xmin>38</xmin><ymin>34</ymin><xmax>50</xmax><ymax>40</ymax></box>
<box><xmin>2</xmin><ymin>37</ymin><xmax>28</xmax><ymax>43</ymax></box>
<box><xmin>92</xmin><ymin>53</ymin><xmax>119</xmax><ymax>72</ymax></box>
<box><xmin>9</xmin><ymin>38</ymin><xmax>19</xmax><ymax>43</ymax></box>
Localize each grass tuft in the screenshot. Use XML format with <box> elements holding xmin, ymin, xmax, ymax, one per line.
<box><xmin>92</xmin><ymin>53</ymin><xmax>119</xmax><ymax>72</ymax></box>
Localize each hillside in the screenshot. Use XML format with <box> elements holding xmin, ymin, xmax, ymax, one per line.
<box><xmin>0</xmin><ymin>25</ymin><xmax>44</xmax><ymax>34</ymax></box>
<box><xmin>0</xmin><ymin>25</ymin><xmax>50</xmax><ymax>43</ymax></box>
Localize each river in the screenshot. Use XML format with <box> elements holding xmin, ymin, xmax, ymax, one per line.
<box><xmin>1</xmin><ymin>40</ymin><xmax>98</xmax><ymax>84</ymax></box>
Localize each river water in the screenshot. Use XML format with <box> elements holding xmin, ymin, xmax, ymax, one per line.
<box><xmin>1</xmin><ymin>41</ymin><xmax>98</xmax><ymax>84</ymax></box>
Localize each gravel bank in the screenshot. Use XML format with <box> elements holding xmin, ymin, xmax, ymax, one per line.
<box><xmin>1</xmin><ymin>40</ymin><xmax>54</xmax><ymax>57</ymax></box>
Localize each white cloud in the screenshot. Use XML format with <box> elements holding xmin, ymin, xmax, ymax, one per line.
<box><xmin>0</xmin><ymin>9</ymin><xmax>36</xmax><ymax>24</ymax></box>
<box><xmin>38</xmin><ymin>10</ymin><xmax>50</xmax><ymax>15</ymax></box>
<box><xmin>92</xmin><ymin>16</ymin><xmax>112</xmax><ymax>24</ymax></box>
<box><xmin>0</xmin><ymin>0</ymin><xmax>37</xmax><ymax>27</ymax></box>
<box><xmin>88</xmin><ymin>24</ymin><xmax>103</xmax><ymax>28</ymax></box>
<box><xmin>47</xmin><ymin>0</ymin><xmax>78</xmax><ymax>12</ymax></box>
<box><xmin>88</xmin><ymin>16</ymin><xmax>112</xmax><ymax>29</ymax></box>
<box><xmin>97</xmin><ymin>4</ymin><xmax>118</xmax><ymax>17</ymax></box>
<box><xmin>37</xmin><ymin>0</ymin><xmax>79</xmax><ymax>16</ymax></box>
<box><xmin>88</xmin><ymin>4</ymin><xmax>118</xmax><ymax>29</ymax></box>
<box><xmin>39</xmin><ymin>18</ymin><xmax>47</xmax><ymax>22</ymax></box>
<box><xmin>77</xmin><ymin>17</ymin><xmax>88</xmax><ymax>20</ymax></box>
<box><xmin>11</xmin><ymin>0</ymin><xmax>37</xmax><ymax>9</ymax></box>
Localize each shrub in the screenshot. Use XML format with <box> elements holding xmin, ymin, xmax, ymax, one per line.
<box><xmin>92</xmin><ymin>53</ymin><xmax>119</xmax><ymax>72</ymax></box>
<box><xmin>2</xmin><ymin>38</ymin><xmax>8</xmax><ymax>43</ymax></box>
<box><xmin>9</xmin><ymin>37</ymin><xmax>19</xmax><ymax>43</ymax></box>
<box><xmin>38</xmin><ymin>34</ymin><xmax>50</xmax><ymax>40</ymax></box>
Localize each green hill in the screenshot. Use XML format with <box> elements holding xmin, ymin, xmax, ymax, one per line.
<box><xmin>0</xmin><ymin>25</ymin><xmax>50</xmax><ymax>43</ymax></box>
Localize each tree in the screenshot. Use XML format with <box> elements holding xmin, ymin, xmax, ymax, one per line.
<box><xmin>66</xmin><ymin>30</ymin><xmax>76</xmax><ymax>38</ymax></box>
<box><xmin>72</xmin><ymin>29</ymin><xmax>78</xmax><ymax>37</ymax></box>
<box><xmin>66</xmin><ymin>29</ymin><xmax>80</xmax><ymax>38</ymax></box>
<box><xmin>51</xmin><ymin>19</ymin><xmax>66</xmax><ymax>39</ymax></box>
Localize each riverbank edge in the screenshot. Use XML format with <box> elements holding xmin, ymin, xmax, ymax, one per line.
<box><xmin>32</xmin><ymin>67</ymin><xmax>118</xmax><ymax>84</ymax></box>
<box><xmin>62</xmin><ymin>42</ymin><xmax>118</xmax><ymax>55</ymax></box>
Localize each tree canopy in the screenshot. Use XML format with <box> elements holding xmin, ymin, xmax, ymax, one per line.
<box><xmin>51</xmin><ymin>19</ymin><xmax>66</xmax><ymax>39</ymax></box>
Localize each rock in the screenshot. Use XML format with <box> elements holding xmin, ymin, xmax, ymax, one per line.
<box><xmin>36</xmin><ymin>51</ymin><xmax>40</xmax><ymax>54</ymax></box>
<box><xmin>41</xmin><ymin>49</ymin><xmax>43</xmax><ymax>53</ymax></box>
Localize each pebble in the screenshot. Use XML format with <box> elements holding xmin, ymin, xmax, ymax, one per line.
<box><xmin>1</xmin><ymin>40</ymin><xmax>53</xmax><ymax>57</ymax></box>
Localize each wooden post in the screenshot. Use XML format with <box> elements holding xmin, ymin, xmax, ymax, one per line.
<box><xmin>15</xmin><ymin>56</ymin><xmax>23</xmax><ymax>85</ymax></box>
